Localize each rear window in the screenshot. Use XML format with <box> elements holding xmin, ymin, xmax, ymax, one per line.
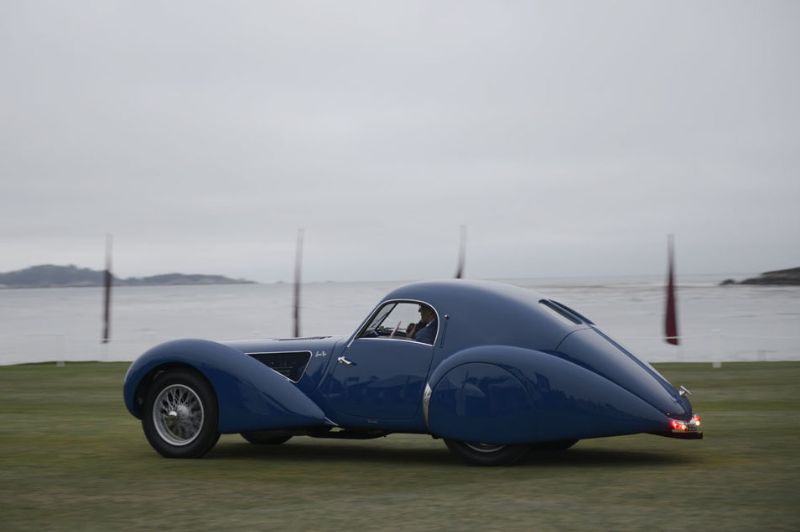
<box><xmin>539</xmin><ymin>299</ymin><xmax>593</xmax><ymax>325</ymax></box>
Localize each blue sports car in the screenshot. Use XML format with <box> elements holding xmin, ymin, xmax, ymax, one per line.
<box><xmin>123</xmin><ymin>280</ymin><xmax>702</xmax><ymax>465</ymax></box>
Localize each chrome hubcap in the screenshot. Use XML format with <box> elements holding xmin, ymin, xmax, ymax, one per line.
<box><xmin>464</xmin><ymin>442</ymin><xmax>506</xmax><ymax>453</ymax></box>
<box><xmin>153</xmin><ymin>384</ymin><xmax>204</xmax><ymax>446</ymax></box>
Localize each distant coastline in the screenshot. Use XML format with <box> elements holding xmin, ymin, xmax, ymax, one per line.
<box><xmin>720</xmin><ymin>267</ymin><xmax>800</xmax><ymax>286</ymax></box>
<box><xmin>0</xmin><ymin>264</ymin><xmax>256</xmax><ymax>289</ymax></box>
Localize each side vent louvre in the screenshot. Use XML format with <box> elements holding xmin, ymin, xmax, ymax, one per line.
<box><xmin>248</xmin><ymin>351</ymin><xmax>311</xmax><ymax>382</ymax></box>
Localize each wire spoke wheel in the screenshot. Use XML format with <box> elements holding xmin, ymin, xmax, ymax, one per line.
<box><xmin>153</xmin><ymin>384</ymin><xmax>204</xmax><ymax>446</ymax></box>
<box><xmin>142</xmin><ymin>369</ymin><xmax>220</xmax><ymax>458</ymax></box>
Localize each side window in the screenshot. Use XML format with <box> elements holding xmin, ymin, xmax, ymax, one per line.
<box><xmin>359</xmin><ymin>302</ymin><xmax>438</xmax><ymax>344</ymax></box>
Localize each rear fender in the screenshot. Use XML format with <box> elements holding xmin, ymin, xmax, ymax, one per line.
<box><xmin>123</xmin><ymin>339</ymin><xmax>326</xmax><ymax>433</ymax></box>
<box><xmin>426</xmin><ymin>345</ymin><xmax>669</xmax><ymax>444</ymax></box>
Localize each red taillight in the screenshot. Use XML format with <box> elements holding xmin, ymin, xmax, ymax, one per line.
<box><xmin>670</xmin><ymin>419</ymin><xmax>688</xmax><ymax>431</ymax></box>
<box><xmin>658</xmin><ymin>414</ymin><xmax>703</xmax><ymax>439</ymax></box>
<box><xmin>669</xmin><ymin>415</ymin><xmax>701</xmax><ymax>432</ymax></box>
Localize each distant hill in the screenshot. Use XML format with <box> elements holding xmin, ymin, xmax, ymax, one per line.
<box><xmin>0</xmin><ymin>264</ymin><xmax>256</xmax><ymax>289</ymax></box>
<box><xmin>720</xmin><ymin>267</ymin><xmax>800</xmax><ymax>286</ymax></box>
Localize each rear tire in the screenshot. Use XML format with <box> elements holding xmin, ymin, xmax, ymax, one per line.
<box><xmin>444</xmin><ymin>439</ymin><xmax>530</xmax><ymax>466</ymax></box>
<box><xmin>142</xmin><ymin>368</ymin><xmax>220</xmax><ymax>458</ymax></box>
<box><xmin>240</xmin><ymin>431</ymin><xmax>293</xmax><ymax>445</ymax></box>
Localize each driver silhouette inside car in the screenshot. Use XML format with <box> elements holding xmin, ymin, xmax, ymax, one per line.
<box><xmin>405</xmin><ymin>304</ymin><xmax>437</xmax><ymax>344</ymax></box>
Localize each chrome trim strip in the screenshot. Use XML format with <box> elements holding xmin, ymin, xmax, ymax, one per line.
<box><xmin>354</xmin><ymin>337</ymin><xmax>436</xmax><ymax>347</ymax></box>
<box><xmin>245</xmin><ymin>350</ymin><xmax>313</xmax><ymax>383</ymax></box>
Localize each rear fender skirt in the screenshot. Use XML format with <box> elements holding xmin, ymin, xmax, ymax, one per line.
<box><xmin>426</xmin><ymin>345</ymin><xmax>670</xmax><ymax>444</ymax></box>
<box><xmin>123</xmin><ymin>339</ymin><xmax>326</xmax><ymax>433</ymax></box>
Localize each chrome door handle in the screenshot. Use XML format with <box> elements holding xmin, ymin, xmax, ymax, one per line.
<box><xmin>337</xmin><ymin>356</ymin><xmax>354</xmax><ymax>366</ymax></box>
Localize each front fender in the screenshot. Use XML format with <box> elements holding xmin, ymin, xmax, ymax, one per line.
<box><xmin>426</xmin><ymin>345</ymin><xmax>669</xmax><ymax>444</ymax></box>
<box><xmin>123</xmin><ymin>339</ymin><xmax>326</xmax><ymax>433</ymax></box>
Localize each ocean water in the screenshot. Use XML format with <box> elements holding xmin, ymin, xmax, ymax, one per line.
<box><xmin>0</xmin><ymin>275</ymin><xmax>798</xmax><ymax>366</ymax></box>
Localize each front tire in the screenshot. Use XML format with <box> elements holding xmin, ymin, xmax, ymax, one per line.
<box><xmin>142</xmin><ymin>368</ymin><xmax>220</xmax><ymax>458</ymax></box>
<box><xmin>444</xmin><ymin>439</ymin><xmax>530</xmax><ymax>466</ymax></box>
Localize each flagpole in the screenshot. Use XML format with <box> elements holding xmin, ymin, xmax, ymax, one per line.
<box><xmin>102</xmin><ymin>234</ymin><xmax>113</xmax><ymax>344</ymax></box>
<box><xmin>293</xmin><ymin>228</ymin><xmax>304</xmax><ymax>338</ymax></box>
<box><xmin>664</xmin><ymin>234</ymin><xmax>679</xmax><ymax>346</ymax></box>
<box><xmin>454</xmin><ymin>225</ymin><xmax>466</xmax><ymax>279</ymax></box>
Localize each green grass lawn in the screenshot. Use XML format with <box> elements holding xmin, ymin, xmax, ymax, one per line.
<box><xmin>1</xmin><ymin>362</ymin><xmax>798</xmax><ymax>530</ymax></box>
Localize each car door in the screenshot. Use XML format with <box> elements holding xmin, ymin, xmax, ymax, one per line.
<box><xmin>321</xmin><ymin>301</ymin><xmax>438</xmax><ymax>421</ymax></box>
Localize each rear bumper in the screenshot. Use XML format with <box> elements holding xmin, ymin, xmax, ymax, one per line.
<box><xmin>651</xmin><ymin>414</ymin><xmax>703</xmax><ymax>439</ymax></box>
<box><xmin>652</xmin><ymin>430</ymin><xmax>703</xmax><ymax>440</ymax></box>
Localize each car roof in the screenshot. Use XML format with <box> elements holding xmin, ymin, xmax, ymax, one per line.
<box><xmin>380</xmin><ymin>280</ymin><xmax>588</xmax><ymax>352</ymax></box>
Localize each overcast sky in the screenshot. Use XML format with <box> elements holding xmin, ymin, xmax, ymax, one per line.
<box><xmin>1</xmin><ymin>1</ymin><xmax>798</xmax><ymax>282</ymax></box>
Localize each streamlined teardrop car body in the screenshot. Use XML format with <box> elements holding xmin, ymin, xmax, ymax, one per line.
<box><xmin>123</xmin><ymin>280</ymin><xmax>702</xmax><ymax>465</ymax></box>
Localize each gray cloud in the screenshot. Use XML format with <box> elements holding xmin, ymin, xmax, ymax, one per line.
<box><xmin>1</xmin><ymin>1</ymin><xmax>798</xmax><ymax>281</ymax></box>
